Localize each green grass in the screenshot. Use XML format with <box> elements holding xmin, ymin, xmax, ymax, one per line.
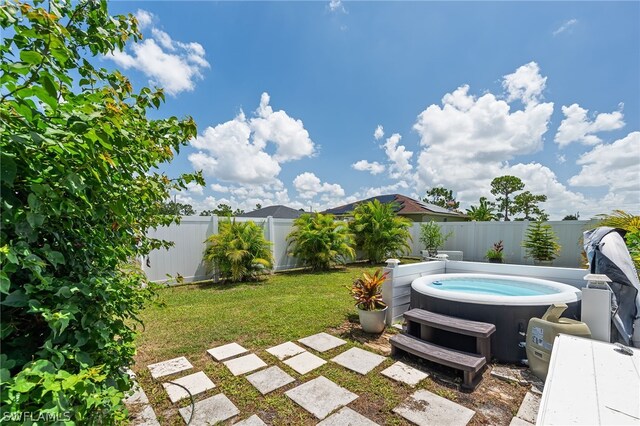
<box><xmin>132</xmin><ymin>263</ymin><xmax>526</xmax><ymax>425</ymax></box>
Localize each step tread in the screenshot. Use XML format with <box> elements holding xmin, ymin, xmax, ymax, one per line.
<box><xmin>404</xmin><ymin>308</ymin><xmax>496</xmax><ymax>338</ymax></box>
<box><xmin>390</xmin><ymin>333</ymin><xmax>486</xmax><ymax>372</ymax></box>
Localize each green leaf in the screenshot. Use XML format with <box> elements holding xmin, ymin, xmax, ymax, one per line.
<box><xmin>20</xmin><ymin>50</ymin><xmax>43</xmax><ymax>65</ymax></box>
<box><xmin>0</xmin><ymin>271</ymin><xmax>9</xmax><ymax>294</ymax></box>
<box><xmin>42</xmin><ymin>74</ymin><xmax>58</xmax><ymax>99</ymax></box>
<box><xmin>1</xmin><ymin>290</ymin><xmax>28</xmax><ymax>307</ymax></box>
<box><xmin>26</xmin><ymin>212</ymin><xmax>44</xmax><ymax>228</ymax></box>
<box><xmin>75</xmin><ymin>352</ymin><xmax>92</xmax><ymax>367</ymax></box>
<box><xmin>0</xmin><ymin>155</ymin><xmax>16</xmax><ymax>185</ymax></box>
<box><xmin>46</xmin><ymin>251</ymin><xmax>65</xmax><ymax>267</ymax></box>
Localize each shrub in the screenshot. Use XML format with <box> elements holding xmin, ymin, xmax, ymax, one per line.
<box><xmin>1</xmin><ymin>1</ymin><xmax>202</xmax><ymax>421</ymax></box>
<box><xmin>350</xmin><ymin>269</ymin><xmax>388</xmax><ymax>311</ymax></box>
<box><xmin>287</xmin><ymin>213</ymin><xmax>355</xmax><ymax>271</ymax></box>
<box><xmin>522</xmin><ymin>222</ymin><xmax>561</xmax><ymax>262</ymax></box>
<box><xmin>419</xmin><ymin>221</ymin><xmax>453</xmax><ymax>257</ymax></box>
<box><xmin>205</xmin><ymin>220</ymin><xmax>273</xmax><ymax>282</ymax></box>
<box><xmin>349</xmin><ymin>200</ymin><xmax>412</xmax><ymax>263</ymax></box>
<box><xmin>485</xmin><ymin>240</ymin><xmax>505</xmax><ymax>262</ymax></box>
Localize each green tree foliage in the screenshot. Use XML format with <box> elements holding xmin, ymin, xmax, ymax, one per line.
<box><xmin>513</xmin><ymin>191</ymin><xmax>547</xmax><ymax>221</ymax></box>
<box><xmin>255</xmin><ymin>203</ymin><xmax>262</xmax><ymax>210</ymax></box>
<box><xmin>287</xmin><ymin>213</ymin><xmax>355</xmax><ymax>270</ymax></box>
<box><xmin>419</xmin><ymin>221</ymin><xmax>453</xmax><ymax>257</ymax></box>
<box><xmin>522</xmin><ymin>222</ymin><xmax>561</xmax><ymax>262</ymax></box>
<box><xmin>205</xmin><ymin>220</ymin><xmax>272</xmax><ymax>282</ymax></box>
<box><xmin>0</xmin><ymin>1</ymin><xmax>203</xmax><ymax>421</ymax></box>
<box><xmin>562</xmin><ymin>213</ymin><xmax>580</xmax><ymax>220</ymax></box>
<box><xmin>423</xmin><ymin>187</ymin><xmax>460</xmax><ymax>210</ymax></box>
<box><xmin>200</xmin><ymin>203</ymin><xmax>244</xmax><ymax>217</ymax></box>
<box><xmin>161</xmin><ymin>201</ymin><xmax>196</xmax><ymax>216</ymax></box>
<box><xmin>465</xmin><ymin>197</ymin><xmax>497</xmax><ymax>221</ymax></box>
<box><xmin>490</xmin><ymin>175</ymin><xmax>525</xmax><ymax>221</ymax></box>
<box><xmin>595</xmin><ymin>210</ymin><xmax>640</xmax><ymax>272</ymax></box>
<box><xmin>349</xmin><ymin>200</ymin><xmax>412</xmax><ymax>263</ymax></box>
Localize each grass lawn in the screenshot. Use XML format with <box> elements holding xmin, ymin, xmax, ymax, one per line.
<box><xmin>132</xmin><ymin>264</ymin><xmax>527</xmax><ymax>425</ymax></box>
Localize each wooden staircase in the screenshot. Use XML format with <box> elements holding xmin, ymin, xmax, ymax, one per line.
<box><xmin>390</xmin><ymin>309</ymin><xmax>496</xmax><ymax>390</ymax></box>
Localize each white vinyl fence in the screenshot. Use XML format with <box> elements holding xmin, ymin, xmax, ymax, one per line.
<box><xmin>142</xmin><ymin>217</ymin><xmax>597</xmax><ymax>284</ymax></box>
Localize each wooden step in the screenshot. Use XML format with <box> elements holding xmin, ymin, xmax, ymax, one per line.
<box><xmin>404</xmin><ymin>308</ymin><xmax>496</xmax><ymax>338</ymax></box>
<box><xmin>390</xmin><ymin>333</ymin><xmax>486</xmax><ymax>372</ymax></box>
<box><xmin>390</xmin><ymin>333</ymin><xmax>486</xmax><ymax>390</ymax></box>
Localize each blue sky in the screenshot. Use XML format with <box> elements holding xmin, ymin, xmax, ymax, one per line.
<box><xmin>106</xmin><ymin>1</ymin><xmax>640</xmax><ymax>219</ymax></box>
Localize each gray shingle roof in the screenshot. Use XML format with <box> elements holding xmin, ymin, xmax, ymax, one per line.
<box><xmin>240</xmin><ymin>205</ymin><xmax>305</xmax><ymax>219</ymax></box>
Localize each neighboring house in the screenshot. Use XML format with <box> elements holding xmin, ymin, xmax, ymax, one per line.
<box><xmin>239</xmin><ymin>205</ymin><xmax>306</xmax><ymax>219</ymax></box>
<box><xmin>323</xmin><ymin>194</ymin><xmax>468</xmax><ymax>222</ymax></box>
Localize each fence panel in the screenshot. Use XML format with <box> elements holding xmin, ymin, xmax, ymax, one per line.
<box><xmin>142</xmin><ymin>217</ymin><xmax>597</xmax><ymax>283</ymax></box>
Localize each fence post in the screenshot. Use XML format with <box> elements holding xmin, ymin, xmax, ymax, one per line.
<box><xmin>382</xmin><ymin>258</ymin><xmax>401</xmax><ymax>325</ymax></box>
<box><xmin>267</xmin><ymin>216</ymin><xmax>276</xmax><ymax>272</ymax></box>
<box><xmin>212</xmin><ymin>214</ymin><xmax>219</xmax><ymax>235</ymax></box>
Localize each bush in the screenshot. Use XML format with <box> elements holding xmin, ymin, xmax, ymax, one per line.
<box><xmin>349</xmin><ymin>200</ymin><xmax>412</xmax><ymax>263</ymax></box>
<box><xmin>287</xmin><ymin>213</ymin><xmax>355</xmax><ymax>271</ymax></box>
<box><xmin>522</xmin><ymin>222</ymin><xmax>561</xmax><ymax>262</ymax></box>
<box><xmin>1</xmin><ymin>1</ymin><xmax>202</xmax><ymax>421</ymax></box>
<box><xmin>350</xmin><ymin>269</ymin><xmax>388</xmax><ymax>311</ymax></box>
<box><xmin>205</xmin><ymin>220</ymin><xmax>273</xmax><ymax>282</ymax></box>
<box><xmin>419</xmin><ymin>221</ymin><xmax>453</xmax><ymax>257</ymax></box>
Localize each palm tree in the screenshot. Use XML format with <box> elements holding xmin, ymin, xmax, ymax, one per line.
<box><xmin>465</xmin><ymin>197</ymin><xmax>497</xmax><ymax>221</ymax></box>
<box><xmin>287</xmin><ymin>213</ymin><xmax>356</xmax><ymax>270</ymax></box>
<box><xmin>595</xmin><ymin>210</ymin><xmax>640</xmax><ymax>271</ymax></box>
<box><xmin>349</xmin><ymin>199</ymin><xmax>412</xmax><ymax>263</ymax></box>
<box><xmin>205</xmin><ymin>219</ymin><xmax>273</xmax><ymax>282</ymax></box>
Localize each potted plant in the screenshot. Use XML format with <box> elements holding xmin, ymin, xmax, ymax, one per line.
<box><xmin>522</xmin><ymin>221</ymin><xmax>561</xmax><ymax>266</ymax></box>
<box><xmin>485</xmin><ymin>240</ymin><xmax>504</xmax><ymax>263</ymax></box>
<box><xmin>419</xmin><ymin>221</ymin><xmax>453</xmax><ymax>259</ymax></box>
<box><xmin>350</xmin><ymin>269</ymin><xmax>388</xmax><ymax>333</ymax></box>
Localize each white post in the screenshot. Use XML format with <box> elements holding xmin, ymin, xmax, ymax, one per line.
<box><xmin>382</xmin><ymin>258</ymin><xmax>401</xmax><ymax>325</ymax></box>
<box><xmin>212</xmin><ymin>214</ymin><xmax>219</xmax><ymax>235</ymax></box>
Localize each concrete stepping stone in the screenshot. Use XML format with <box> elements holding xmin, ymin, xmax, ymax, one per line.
<box><xmin>207</xmin><ymin>342</ymin><xmax>248</xmax><ymax>361</ymax></box>
<box><xmin>317</xmin><ymin>407</ymin><xmax>379</xmax><ymax>425</ymax></box>
<box><xmin>283</xmin><ymin>351</ymin><xmax>327</xmax><ymax>375</ymax></box>
<box><xmin>246</xmin><ymin>366</ymin><xmax>295</xmax><ymax>395</ymax></box>
<box><xmin>147</xmin><ymin>356</ymin><xmax>192</xmax><ymax>379</ymax></box>
<box><xmin>162</xmin><ymin>371</ymin><xmax>216</xmax><ymax>403</ymax></box>
<box><xmin>393</xmin><ymin>389</ymin><xmax>476</xmax><ymax>426</ymax></box>
<box><xmin>266</xmin><ymin>341</ymin><xmax>306</xmax><ymax>360</ymax></box>
<box><xmin>131</xmin><ymin>405</ymin><xmax>160</xmax><ymax>426</ymax></box>
<box><xmin>331</xmin><ymin>347</ymin><xmax>386</xmax><ymax>375</ymax></box>
<box><xmin>516</xmin><ymin>391</ymin><xmax>540</xmax><ymax>424</ymax></box>
<box><xmin>380</xmin><ymin>361</ymin><xmax>429</xmax><ymax>386</ymax></box>
<box><xmin>178</xmin><ymin>393</ymin><xmax>239</xmax><ymax>425</ymax></box>
<box><xmin>285</xmin><ymin>376</ymin><xmax>358</xmax><ymax>419</ymax></box>
<box><xmin>224</xmin><ymin>353</ymin><xmax>267</xmax><ymax>376</ymax></box>
<box><xmin>509</xmin><ymin>417</ymin><xmax>534</xmax><ymax>426</ymax></box>
<box><xmin>298</xmin><ymin>332</ymin><xmax>346</xmax><ymax>352</ymax></box>
<box><xmin>234</xmin><ymin>414</ymin><xmax>267</xmax><ymax>425</ymax></box>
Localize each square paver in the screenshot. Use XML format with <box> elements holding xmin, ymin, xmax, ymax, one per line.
<box><xmin>331</xmin><ymin>347</ymin><xmax>386</xmax><ymax>375</ymax></box>
<box><xmin>380</xmin><ymin>361</ymin><xmax>429</xmax><ymax>386</ymax></box>
<box><xmin>179</xmin><ymin>393</ymin><xmax>239</xmax><ymax>424</ymax></box>
<box><xmin>317</xmin><ymin>407</ymin><xmax>379</xmax><ymax>425</ymax></box>
<box><xmin>233</xmin><ymin>414</ymin><xmax>267</xmax><ymax>426</ymax></box>
<box><xmin>266</xmin><ymin>341</ymin><xmax>307</xmax><ymax>360</ymax></box>
<box><xmin>285</xmin><ymin>376</ymin><xmax>358</xmax><ymax>419</ymax></box>
<box><xmin>147</xmin><ymin>356</ymin><xmax>193</xmax><ymax>379</ymax></box>
<box><xmin>393</xmin><ymin>389</ymin><xmax>476</xmax><ymax>426</ymax></box>
<box><xmin>516</xmin><ymin>392</ymin><xmax>540</xmax><ymax>424</ymax></box>
<box><xmin>223</xmin><ymin>353</ymin><xmax>267</xmax><ymax>376</ymax></box>
<box><xmin>207</xmin><ymin>342</ymin><xmax>248</xmax><ymax>361</ymax></box>
<box><xmin>298</xmin><ymin>332</ymin><xmax>346</xmax><ymax>352</ymax></box>
<box><xmin>509</xmin><ymin>417</ymin><xmax>534</xmax><ymax>426</ymax></box>
<box><xmin>246</xmin><ymin>366</ymin><xmax>295</xmax><ymax>395</ymax></box>
<box><xmin>162</xmin><ymin>371</ymin><xmax>216</xmax><ymax>403</ymax></box>
<box><xmin>283</xmin><ymin>351</ymin><xmax>327</xmax><ymax>375</ymax></box>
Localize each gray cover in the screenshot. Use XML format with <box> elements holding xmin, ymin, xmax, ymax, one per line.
<box><xmin>583</xmin><ymin>227</ymin><xmax>640</xmax><ymax>345</ymax></box>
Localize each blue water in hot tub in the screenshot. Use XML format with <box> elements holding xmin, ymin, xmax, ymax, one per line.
<box><xmin>430</xmin><ymin>278</ymin><xmax>558</xmax><ymax>296</ymax></box>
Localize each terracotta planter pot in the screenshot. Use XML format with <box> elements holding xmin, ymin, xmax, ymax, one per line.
<box><xmin>357</xmin><ymin>306</ymin><xmax>388</xmax><ymax>334</ymax></box>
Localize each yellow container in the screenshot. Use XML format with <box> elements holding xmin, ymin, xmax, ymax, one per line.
<box><xmin>526</xmin><ymin>304</ymin><xmax>591</xmax><ymax>381</ymax></box>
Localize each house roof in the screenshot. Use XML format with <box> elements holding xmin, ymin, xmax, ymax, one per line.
<box><xmin>322</xmin><ymin>194</ymin><xmax>467</xmax><ymax>218</ymax></box>
<box><xmin>240</xmin><ymin>205</ymin><xmax>305</xmax><ymax>219</ymax></box>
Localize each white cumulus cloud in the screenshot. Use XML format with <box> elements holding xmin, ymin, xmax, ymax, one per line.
<box><xmin>189</xmin><ymin>93</ymin><xmax>316</xmax><ymax>186</ymax></box>
<box><xmin>106</xmin><ymin>11</ymin><xmax>209</xmax><ymax>96</ymax></box>
<box><xmin>352</xmin><ymin>160</ymin><xmax>385</xmax><ymax>175</ymax></box>
<box><xmin>374</xmin><ymin>125</ymin><xmax>384</xmax><ymax>140</ymax></box>
<box><xmin>383</xmin><ymin>133</ymin><xmax>413</xmax><ymax>179</ymax></box>
<box><xmin>328</xmin><ymin>0</ymin><xmax>346</xmax><ymax>13</ymax></box>
<box><xmin>554</xmin><ymin>103</ymin><xmax>625</xmax><ymax>147</ymax></box>
<box><xmin>293</xmin><ymin>172</ymin><xmax>345</xmax><ymax>200</ymax></box>
<box><xmin>502</xmin><ymin>62</ymin><xmax>547</xmax><ymax>106</ymax></box>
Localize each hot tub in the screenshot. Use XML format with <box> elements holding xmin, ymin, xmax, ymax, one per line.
<box><xmin>410</xmin><ymin>273</ymin><xmax>582</xmax><ymax>363</ymax></box>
